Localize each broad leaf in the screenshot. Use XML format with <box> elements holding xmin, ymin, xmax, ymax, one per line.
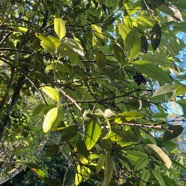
<box><xmin>43</xmin><ymin>107</ymin><xmax>58</xmax><ymax>133</ymax></box>
<box><xmin>84</xmin><ymin>119</ymin><xmax>101</xmax><ymax>150</ymax></box>
<box><xmin>54</xmin><ymin>18</ymin><xmax>66</xmax><ymax>40</ymax></box>
<box><xmin>134</xmin><ymin>157</ymin><xmax>149</xmax><ymax>171</ymax></box>
<box><xmin>152</xmin><ymin>85</ymin><xmax>174</xmax><ymax>101</ymax></box>
<box><xmin>173</xmin><ymin>81</ymin><xmax>186</xmax><ymax>97</ymax></box>
<box><xmin>163</xmin><ymin>125</ymin><xmax>183</xmax><ymax>141</ymax></box>
<box><xmin>41</xmin><ymin>86</ymin><xmax>60</xmax><ymax>103</ymax></box>
<box><xmin>96</xmin><ymin>51</ymin><xmax>106</xmax><ymax>67</ymax></box>
<box><xmin>91</xmin><ymin>24</ymin><xmax>104</xmax><ymax>40</ymax></box>
<box><xmin>133</xmin><ymin>60</ymin><xmax>172</xmax><ymax>83</ymax></box>
<box><xmin>118</xmin><ymin>23</ymin><xmax>131</xmax><ymax>41</ymax></box>
<box><xmin>147</xmin><ymin>144</ymin><xmax>172</xmax><ymax>169</ymax></box>
<box><xmin>125</xmin><ymin>27</ymin><xmax>141</xmax><ymax>60</ymax></box>
<box><xmin>96</xmin><ymin>154</ymin><xmax>106</xmax><ymax>173</ymax></box>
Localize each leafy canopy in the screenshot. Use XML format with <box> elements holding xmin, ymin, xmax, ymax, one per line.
<box><xmin>0</xmin><ymin>0</ymin><xmax>186</xmax><ymax>185</ymax></box>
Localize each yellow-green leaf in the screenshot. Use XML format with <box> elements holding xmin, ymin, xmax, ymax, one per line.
<box><xmin>54</xmin><ymin>18</ymin><xmax>66</xmax><ymax>40</ymax></box>
<box><xmin>118</xmin><ymin>23</ymin><xmax>131</xmax><ymax>41</ymax></box>
<box><xmin>43</xmin><ymin>107</ymin><xmax>58</xmax><ymax>133</ymax></box>
<box><xmin>84</xmin><ymin>119</ymin><xmax>101</xmax><ymax>150</ymax></box>
<box><xmin>91</xmin><ymin>24</ymin><xmax>104</xmax><ymax>40</ymax></box>
<box><xmin>41</xmin><ymin>86</ymin><xmax>60</xmax><ymax>103</ymax></box>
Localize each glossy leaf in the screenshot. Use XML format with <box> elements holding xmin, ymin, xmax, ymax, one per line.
<box><xmin>163</xmin><ymin>125</ymin><xmax>183</xmax><ymax>141</ymax></box>
<box><xmin>43</xmin><ymin>107</ymin><xmax>58</xmax><ymax>133</ymax></box>
<box><xmin>41</xmin><ymin>86</ymin><xmax>60</xmax><ymax>103</ymax></box>
<box><xmin>54</xmin><ymin>18</ymin><xmax>66</xmax><ymax>40</ymax></box>
<box><xmin>147</xmin><ymin>144</ymin><xmax>172</xmax><ymax>169</ymax></box>
<box><xmin>84</xmin><ymin>119</ymin><xmax>101</xmax><ymax>150</ymax></box>
<box><xmin>133</xmin><ymin>60</ymin><xmax>172</xmax><ymax>83</ymax></box>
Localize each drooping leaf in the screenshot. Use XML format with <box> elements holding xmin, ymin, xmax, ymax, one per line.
<box><xmin>54</xmin><ymin>18</ymin><xmax>66</xmax><ymax>40</ymax></box>
<box><xmin>147</xmin><ymin>144</ymin><xmax>172</xmax><ymax>169</ymax></box>
<box><xmin>151</xmin><ymin>23</ymin><xmax>161</xmax><ymax>51</ymax></box>
<box><xmin>104</xmin><ymin>153</ymin><xmax>113</xmax><ymax>186</ymax></box>
<box><xmin>43</xmin><ymin>107</ymin><xmax>58</xmax><ymax>133</ymax></box>
<box><xmin>140</xmin><ymin>35</ymin><xmax>148</xmax><ymax>53</ymax></box>
<box><xmin>125</xmin><ymin>27</ymin><xmax>141</xmax><ymax>60</ymax></box>
<box><xmin>152</xmin><ymin>170</ymin><xmax>165</xmax><ymax>186</ymax></box>
<box><xmin>163</xmin><ymin>125</ymin><xmax>183</xmax><ymax>141</ymax></box>
<box><xmin>84</xmin><ymin>118</ymin><xmax>101</xmax><ymax>150</ymax></box>
<box><xmin>96</xmin><ymin>154</ymin><xmax>106</xmax><ymax>173</ymax></box>
<box><xmin>41</xmin><ymin>86</ymin><xmax>60</xmax><ymax>103</ymax></box>
<box><xmin>133</xmin><ymin>60</ymin><xmax>172</xmax><ymax>83</ymax></box>
<box><xmin>173</xmin><ymin>81</ymin><xmax>186</xmax><ymax>97</ymax></box>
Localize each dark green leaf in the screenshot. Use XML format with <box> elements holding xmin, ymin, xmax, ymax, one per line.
<box><xmin>151</xmin><ymin>23</ymin><xmax>161</xmax><ymax>51</ymax></box>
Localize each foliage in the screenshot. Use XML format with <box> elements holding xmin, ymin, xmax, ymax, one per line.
<box><xmin>0</xmin><ymin>0</ymin><xmax>186</xmax><ymax>185</ymax></box>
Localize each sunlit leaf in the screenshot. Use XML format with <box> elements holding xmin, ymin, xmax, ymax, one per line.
<box><xmin>84</xmin><ymin>119</ymin><xmax>101</xmax><ymax>150</ymax></box>
<box><xmin>91</xmin><ymin>24</ymin><xmax>104</xmax><ymax>40</ymax></box>
<box><xmin>41</xmin><ymin>86</ymin><xmax>60</xmax><ymax>103</ymax></box>
<box><xmin>118</xmin><ymin>23</ymin><xmax>131</xmax><ymax>41</ymax></box>
<box><xmin>43</xmin><ymin>107</ymin><xmax>58</xmax><ymax>133</ymax></box>
<box><xmin>147</xmin><ymin>144</ymin><xmax>172</xmax><ymax>169</ymax></box>
<box><xmin>54</xmin><ymin>18</ymin><xmax>66</xmax><ymax>40</ymax></box>
<box><xmin>125</xmin><ymin>27</ymin><xmax>141</xmax><ymax>60</ymax></box>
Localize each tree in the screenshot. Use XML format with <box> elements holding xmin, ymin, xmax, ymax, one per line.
<box><xmin>0</xmin><ymin>0</ymin><xmax>186</xmax><ymax>185</ymax></box>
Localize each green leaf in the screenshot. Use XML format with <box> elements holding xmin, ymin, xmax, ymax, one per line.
<box><xmin>134</xmin><ymin>157</ymin><xmax>149</xmax><ymax>171</ymax></box>
<box><xmin>125</xmin><ymin>27</ymin><xmax>141</xmax><ymax>60</ymax></box>
<box><xmin>163</xmin><ymin>125</ymin><xmax>183</xmax><ymax>141</ymax></box>
<box><xmin>45</xmin><ymin>144</ymin><xmax>59</xmax><ymax>157</ymax></box>
<box><xmin>147</xmin><ymin>144</ymin><xmax>172</xmax><ymax>169</ymax></box>
<box><xmin>75</xmin><ymin>165</ymin><xmax>91</xmax><ymax>185</ymax></box>
<box><xmin>177</xmin><ymin>99</ymin><xmax>186</xmax><ymax>116</ymax></box>
<box><xmin>43</xmin><ymin>107</ymin><xmax>58</xmax><ymax>133</ymax></box>
<box><xmin>113</xmin><ymin>44</ymin><xmax>125</xmax><ymax>63</ymax></box>
<box><xmin>104</xmin><ymin>153</ymin><xmax>113</xmax><ymax>186</ymax></box>
<box><xmin>152</xmin><ymin>170</ymin><xmax>165</xmax><ymax>186</ymax></box>
<box><xmin>141</xmin><ymin>53</ymin><xmax>173</xmax><ymax>66</ymax></box>
<box><xmin>116</xmin><ymin>111</ymin><xmax>146</xmax><ymax>122</ymax></box>
<box><xmin>151</xmin><ymin>23</ymin><xmax>162</xmax><ymax>51</ymax></box>
<box><xmin>96</xmin><ymin>154</ymin><xmax>106</xmax><ymax>173</ymax></box>
<box><xmin>91</xmin><ymin>24</ymin><xmax>104</xmax><ymax>40</ymax></box>
<box><xmin>84</xmin><ymin>118</ymin><xmax>101</xmax><ymax>150</ymax></box>
<box><xmin>96</xmin><ymin>51</ymin><xmax>106</xmax><ymax>67</ymax></box>
<box><xmin>141</xmin><ymin>36</ymin><xmax>148</xmax><ymax>53</ymax></box>
<box><xmin>41</xmin><ymin>86</ymin><xmax>60</xmax><ymax>103</ymax></box>
<box><xmin>139</xmin><ymin>169</ymin><xmax>150</xmax><ymax>186</ymax></box>
<box><xmin>62</xmin><ymin>38</ymin><xmax>84</xmax><ymax>56</ymax></box>
<box><xmin>152</xmin><ymin>85</ymin><xmax>174</xmax><ymax>101</ymax></box>
<box><xmin>118</xmin><ymin>23</ymin><xmax>131</xmax><ymax>41</ymax></box>
<box><xmin>54</xmin><ymin>18</ymin><xmax>66</xmax><ymax>40</ymax></box>
<box><xmin>133</xmin><ymin>60</ymin><xmax>172</xmax><ymax>83</ymax></box>
<box><xmin>58</xmin><ymin>125</ymin><xmax>78</xmax><ymax>141</ymax></box>
<box><xmin>173</xmin><ymin>81</ymin><xmax>186</xmax><ymax>97</ymax></box>
<box><xmin>35</xmin><ymin>33</ymin><xmax>56</xmax><ymax>55</ymax></box>
<box><xmin>32</xmin><ymin>104</ymin><xmax>45</xmax><ymax>116</ymax></box>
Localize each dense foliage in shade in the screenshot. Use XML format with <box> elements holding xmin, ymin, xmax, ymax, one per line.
<box><xmin>0</xmin><ymin>0</ymin><xmax>186</xmax><ymax>185</ymax></box>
